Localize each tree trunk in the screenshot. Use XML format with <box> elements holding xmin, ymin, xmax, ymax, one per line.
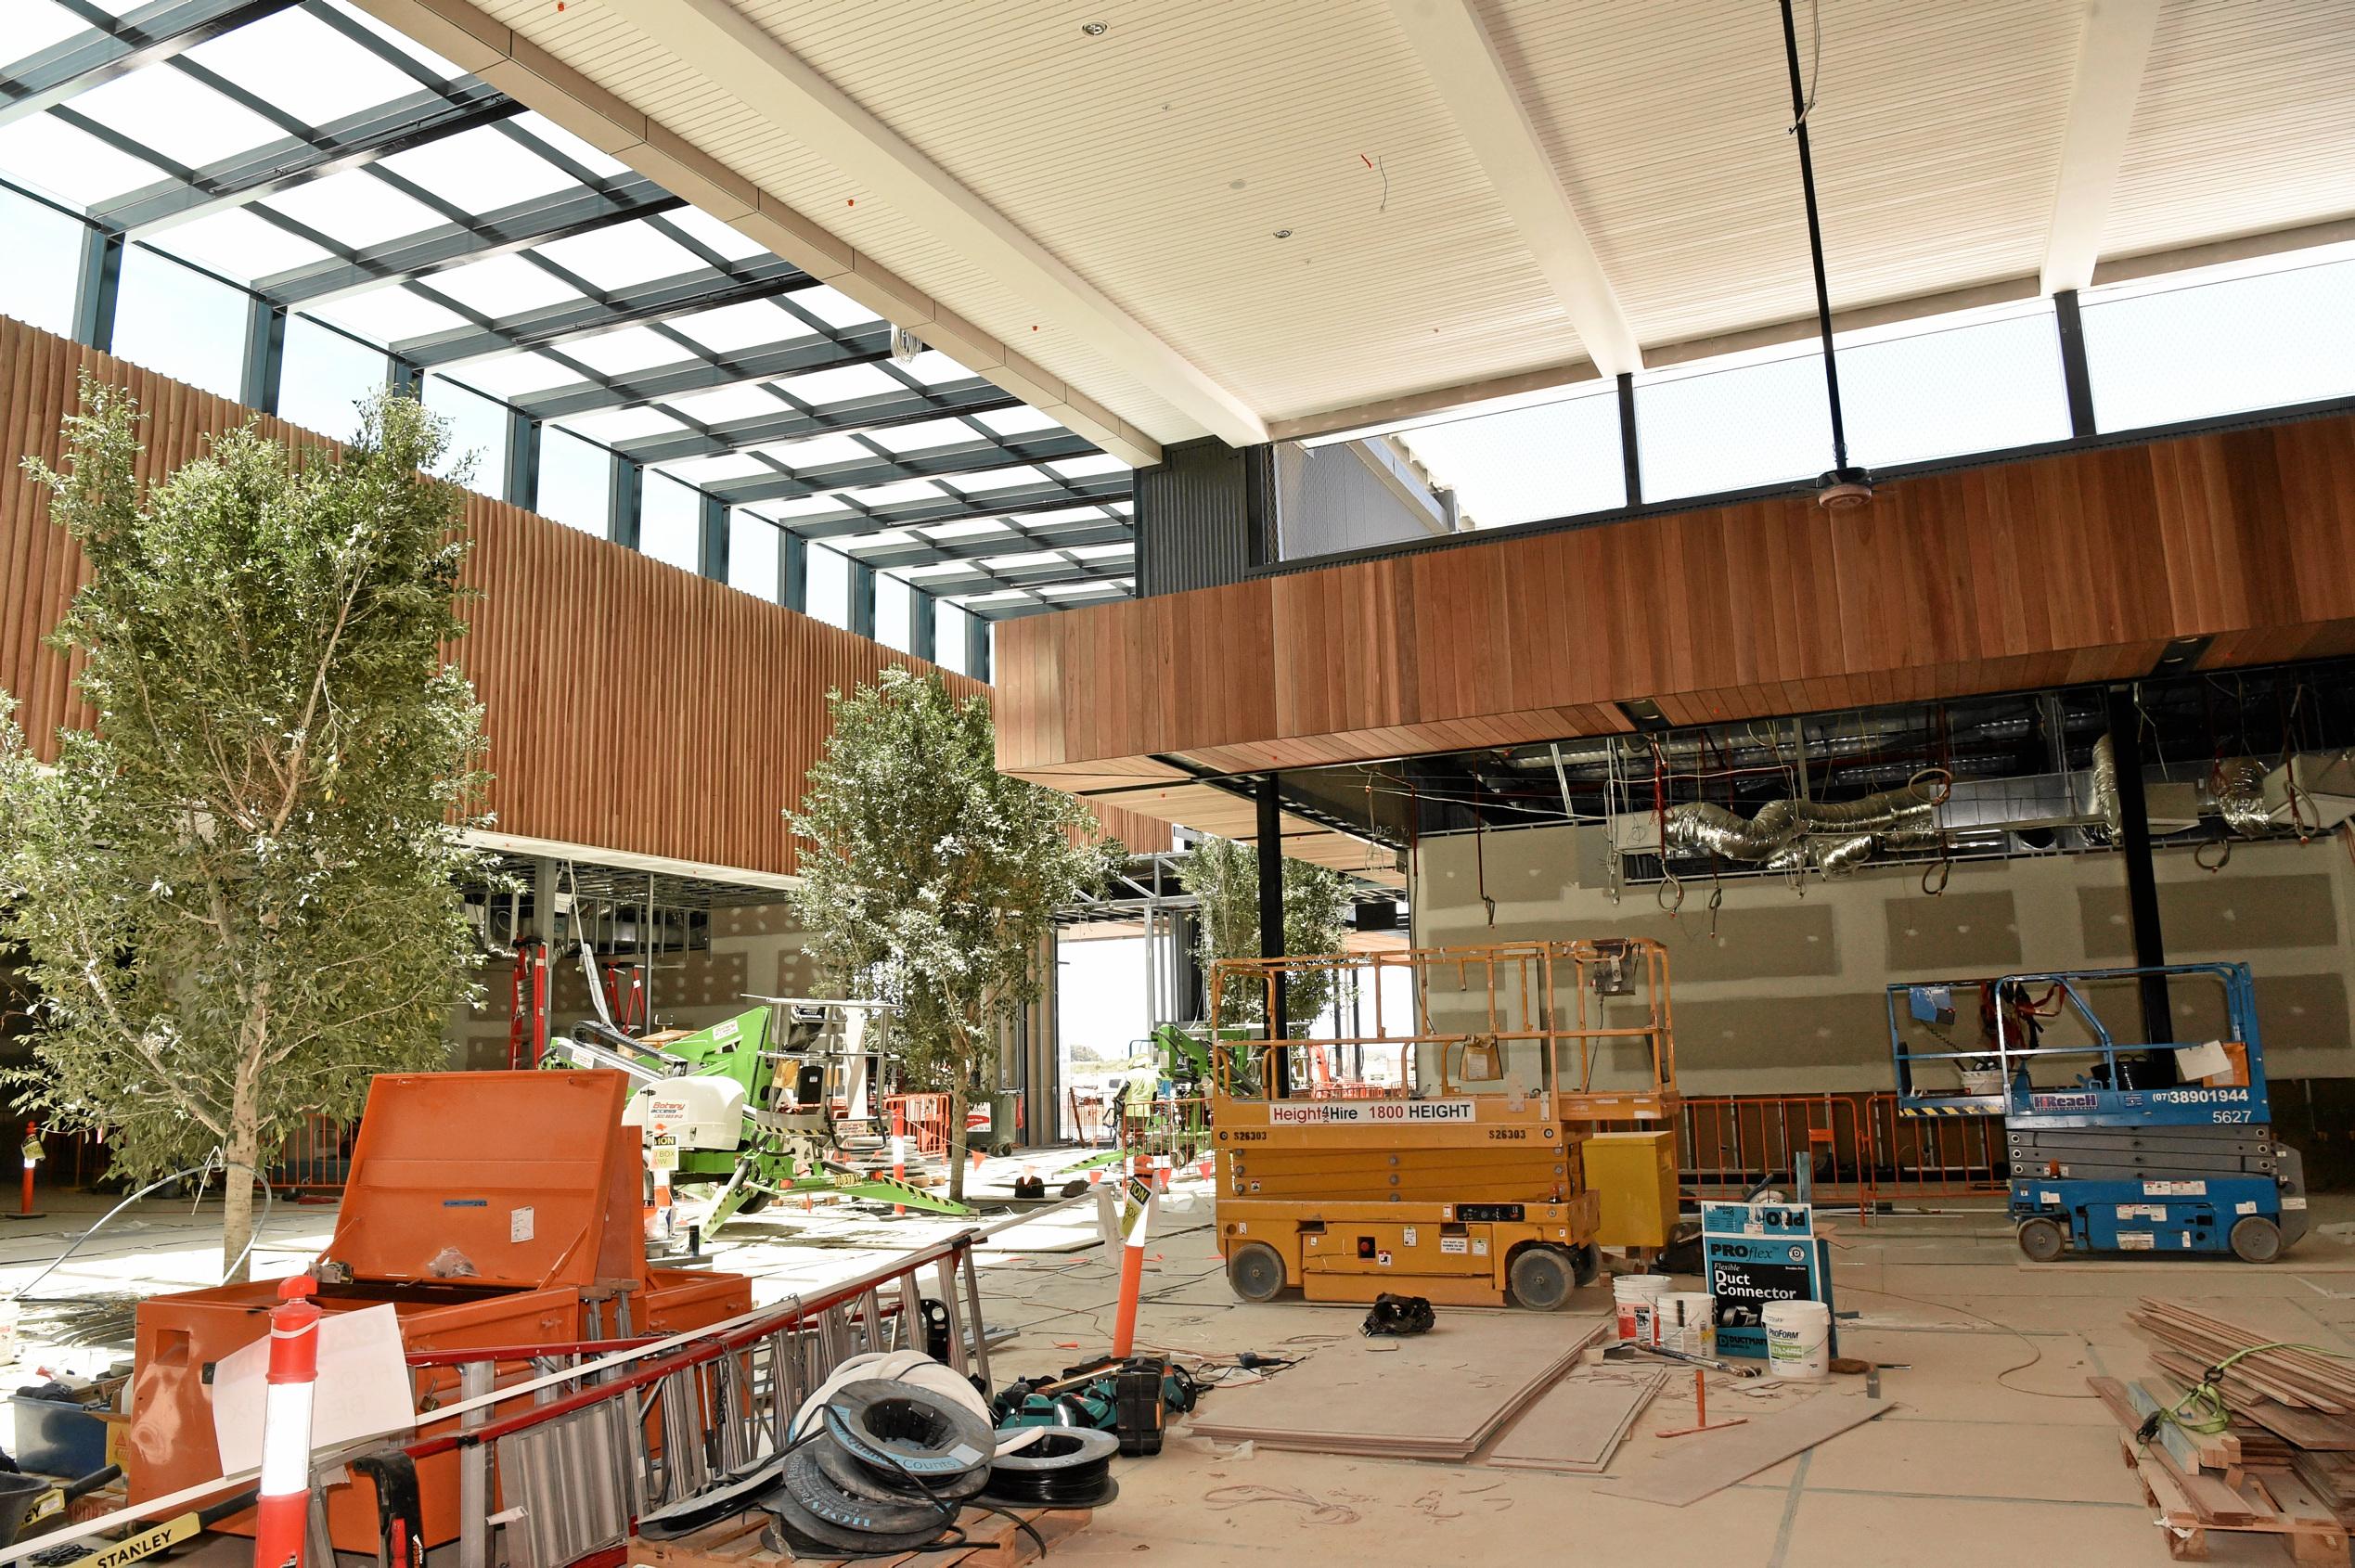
<box><xmin>221</xmin><ymin>1077</ymin><xmax>262</xmax><ymax>1285</ymax></box>
<box><xmin>947</xmin><ymin>1076</ymin><xmax>969</xmax><ymax>1204</ymax></box>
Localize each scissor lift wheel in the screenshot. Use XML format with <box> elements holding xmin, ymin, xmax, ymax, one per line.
<box><xmin>1507</xmin><ymin>1246</ymin><xmax>1576</xmax><ymax>1311</ymax></box>
<box><xmin>2016</xmin><ymin>1215</ymin><xmax>2065</xmax><ymax>1263</ymax></box>
<box><xmin>1228</xmin><ymin>1241</ymin><xmax>1288</xmax><ymax>1303</ymax></box>
<box><xmin>2231</xmin><ymin>1215</ymin><xmax>2283</xmax><ymax>1265</ymax></box>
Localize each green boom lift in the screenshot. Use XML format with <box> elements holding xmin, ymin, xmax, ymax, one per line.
<box><xmin>543</xmin><ymin>996</ymin><xmax>972</xmax><ymax>1233</ymax></box>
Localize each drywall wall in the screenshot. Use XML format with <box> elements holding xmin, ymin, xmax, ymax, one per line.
<box><xmin>1410</xmin><ymin>827</ymin><xmax>2355</xmax><ymax>1092</ymax></box>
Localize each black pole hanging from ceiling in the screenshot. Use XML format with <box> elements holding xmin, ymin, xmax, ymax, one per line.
<box><xmin>1778</xmin><ymin>0</ymin><xmax>1871</xmax><ymax>502</ymax></box>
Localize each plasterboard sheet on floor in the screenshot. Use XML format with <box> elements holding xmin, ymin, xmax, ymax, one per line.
<box><xmin>1598</xmin><ymin>1393</ymin><xmax>1896</xmax><ymax>1507</ymax></box>
<box><xmin>1485</xmin><ymin>1365</ymin><xmax>1668</xmax><ymax>1473</ymax></box>
<box><xmin>1185</xmin><ymin>1313</ymin><xmax>1608</xmax><ymax>1460</ymax></box>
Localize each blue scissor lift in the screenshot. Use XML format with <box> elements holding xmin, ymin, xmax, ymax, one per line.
<box><xmin>1888</xmin><ymin>964</ymin><xmax>2308</xmax><ymax>1263</ymax></box>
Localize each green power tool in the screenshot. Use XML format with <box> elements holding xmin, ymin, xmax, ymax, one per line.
<box><xmin>990</xmin><ymin>1356</ymin><xmax>1198</xmax><ymax>1457</ymax></box>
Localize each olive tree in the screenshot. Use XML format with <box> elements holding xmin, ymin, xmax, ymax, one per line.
<box><xmin>1178</xmin><ymin>836</ymin><xmax>1351</xmax><ymax>1029</ymax></box>
<box><xmin>0</xmin><ymin>380</ymin><xmax>488</xmax><ymax>1279</ymax></box>
<box><xmin>789</xmin><ymin>668</ymin><xmax>1121</xmax><ymax>1200</ymax></box>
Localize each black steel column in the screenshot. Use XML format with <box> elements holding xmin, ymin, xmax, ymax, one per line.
<box><xmin>1257</xmin><ymin>774</ymin><xmax>1289</xmax><ymax>1096</ymax></box>
<box><xmin>1615</xmin><ymin>371</ymin><xmax>1641</xmax><ymax>506</ymax></box>
<box><xmin>608</xmin><ymin>456</ymin><xmax>642</xmax><ymax>549</ymax></box>
<box><xmin>2105</xmin><ymin>686</ymin><xmax>2173</xmax><ymax>1056</ymax></box>
<box><xmin>2054</xmin><ymin>289</ymin><xmax>2098</xmax><ymax>438</ymax></box>
<box><xmin>503</xmin><ymin>410</ymin><xmax>540</xmax><ymax>511</ymax></box>
<box><xmin>238</xmin><ymin>296</ymin><xmax>285</xmax><ymax>413</ymax></box>
<box><xmin>909</xmin><ymin>585</ymin><xmax>936</xmax><ymax>662</ymax></box>
<box><xmin>847</xmin><ymin>559</ymin><xmax>876</xmax><ymax>639</ymax></box>
<box><xmin>71</xmin><ymin>226</ymin><xmax>122</xmax><ymax>353</ymax></box>
<box><xmin>697</xmin><ymin>492</ymin><xmax>729</xmax><ymax>583</ymax></box>
<box><xmin>781</xmin><ymin>532</ymin><xmax>807</xmax><ymax>612</ymax></box>
<box><xmin>965</xmin><ymin>612</ymin><xmax>992</xmax><ymax>683</ymax></box>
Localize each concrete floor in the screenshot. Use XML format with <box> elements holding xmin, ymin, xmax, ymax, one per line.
<box><xmin>6</xmin><ymin>1168</ymin><xmax>2353</xmax><ymax>1568</ymax></box>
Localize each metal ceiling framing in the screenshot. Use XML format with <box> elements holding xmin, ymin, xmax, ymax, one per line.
<box><xmin>0</xmin><ymin>0</ymin><xmax>1132</xmax><ymax>619</ymax></box>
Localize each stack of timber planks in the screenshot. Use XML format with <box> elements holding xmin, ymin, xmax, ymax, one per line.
<box><xmin>2095</xmin><ymin>1298</ymin><xmax>2355</xmax><ymax>1563</ymax></box>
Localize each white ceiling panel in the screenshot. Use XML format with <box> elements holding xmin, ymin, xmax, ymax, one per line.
<box><xmin>426</xmin><ymin>0</ymin><xmax>2355</xmax><ymax>439</ymax></box>
<box><xmin>2102</xmin><ymin>0</ymin><xmax>2355</xmax><ymax>261</ymax></box>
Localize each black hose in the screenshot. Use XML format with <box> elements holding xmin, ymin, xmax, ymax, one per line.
<box><xmin>982</xmin><ymin>1462</ymin><xmax>1117</xmax><ymax>1510</ymax></box>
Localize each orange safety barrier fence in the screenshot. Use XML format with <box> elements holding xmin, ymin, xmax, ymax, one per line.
<box><xmin>880</xmin><ymin>1092</ymin><xmax>953</xmax><ymax>1157</ymax></box>
<box><xmin>1678</xmin><ymin>1092</ymin><xmax>2006</xmax><ymax>1225</ymax></box>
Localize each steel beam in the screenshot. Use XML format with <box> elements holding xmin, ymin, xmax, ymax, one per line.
<box><xmin>788</xmin><ymin>477</ymin><xmax>1129</xmax><ymax>540</ymax></box>
<box><xmin>98</xmin><ymin>84</ymin><xmax>521</xmax><ymax>236</ymax></box>
<box><xmin>899</xmin><ymin>561</ymin><xmax>1130</xmax><ymax>598</ymax></box>
<box><xmin>617</xmin><ymin>382</ymin><xmax>1018</xmax><ymax>466</ymax></box>
<box><xmin>843</xmin><ymin>521</ymin><xmax>1130</xmax><ymax>572</ymax></box>
<box><xmin>252</xmin><ymin>176</ymin><xmax>680</xmax><ymax>305</ymax></box>
<box><xmin>0</xmin><ymin>0</ymin><xmax>296</xmax><ymax>129</ymax></box>
<box><xmin>512</xmin><ymin>324</ymin><xmax>892</xmax><ymax>418</ymax></box>
<box><xmin>392</xmin><ymin>257</ymin><xmax>813</xmax><ymax>367</ymax></box>
<box><xmin>702</xmin><ymin>431</ymin><xmax>1097</xmax><ymax>507</ymax></box>
<box><xmin>976</xmin><ymin>585</ymin><xmax>1132</xmax><ymax>621</ymax></box>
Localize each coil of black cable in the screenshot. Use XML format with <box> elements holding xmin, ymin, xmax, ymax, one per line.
<box><xmin>981</xmin><ymin>1426</ymin><xmax>1121</xmax><ymax>1510</ymax></box>
<box><xmin>812</xmin><ymin>1426</ymin><xmax>990</xmax><ymax>1504</ymax></box>
<box><xmin>822</xmin><ymin>1380</ymin><xmax>997</xmax><ymax>1480</ymax></box>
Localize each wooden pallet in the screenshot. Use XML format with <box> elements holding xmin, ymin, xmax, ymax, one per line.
<box><xmin>2123</xmin><ymin>1434</ymin><xmax>2349</xmax><ymax>1564</ymax></box>
<box><xmin>633</xmin><ymin>1506</ymin><xmax>1092</xmax><ymax>1568</ymax></box>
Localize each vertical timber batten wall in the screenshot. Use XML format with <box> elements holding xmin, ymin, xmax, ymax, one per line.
<box><xmin>0</xmin><ymin>315</ymin><xmax>1166</xmax><ymax>875</ymax></box>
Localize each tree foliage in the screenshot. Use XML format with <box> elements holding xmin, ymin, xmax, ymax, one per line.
<box><xmin>1178</xmin><ymin>837</ymin><xmax>1352</xmax><ymax>1029</ymax></box>
<box><xmin>0</xmin><ymin>379</ymin><xmax>489</xmax><ymax>1278</ymax></box>
<box><xmin>787</xmin><ymin>668</ymin><xmax>1121</xmax><ymax>1197</ymax></box>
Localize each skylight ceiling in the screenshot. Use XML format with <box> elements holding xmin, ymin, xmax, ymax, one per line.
<box><xmin>0</xmin><ymin>0</ymin><xmax>1133</xmax><ymax>619</ymax></box>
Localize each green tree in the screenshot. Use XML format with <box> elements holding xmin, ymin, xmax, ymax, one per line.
<box><xmin>788</xmin><ymin>668</ymin><xmax>1120</xmax><ymax>1200</ymax></box>
<box><xmin>1179</xmin><ymin>836</ymin><xmax>1351</xmax><ymax>1029</ymax></box>
<box><xmin>0</xmin><ymin>380</ymin><xmax>489</xmax><ymax>1279</ymax></box>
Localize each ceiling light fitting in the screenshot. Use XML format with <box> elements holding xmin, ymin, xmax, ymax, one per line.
<box><xmin>1080</xmin><ymin>20</ymin><xmax>1108</xmax><ymax>36</ymax></box>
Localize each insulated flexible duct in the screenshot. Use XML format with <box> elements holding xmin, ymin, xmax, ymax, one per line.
<box><xmin>2207</xmin><ymin>758</ymin><xmax>2271</xmax><ymax>836</ymax></box>
<box><xmin>1662</xmin><ymin>776</ymin><xmax>1945</xmax><ymax>877</ymax></box>
<box><xmin>2087</xmin><ymin>733</ymin><xmax>2122</xmax><ymax>839</ymax></box>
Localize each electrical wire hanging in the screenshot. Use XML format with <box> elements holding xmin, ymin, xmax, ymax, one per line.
<box><xmin>9</xmin><ymin>1152</ymin><xmax>275</xmax><ymax>1302</ymax></box>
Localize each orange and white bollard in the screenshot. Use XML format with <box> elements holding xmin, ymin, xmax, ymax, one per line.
<box><xmin>16</xmin><ymin>1124</ymin><xmax>43</xmax><ymax>1221</ymax></box>
<box><xmin>891</xmin><ymin>1134</ymin><xmax>907</xmax><ymax>1218</ymax></box>
<box><xmin>1110</xmin><ymin>1188</ymin><xmax>1154</xmax><ymax>1361</ymax></box>
<box><xmin>644</xmin><ymin>1133</ymin><xmax>676</xmax><ymax>1243</ymax></box>
<box><xmin>251</xmin><ymin>1275</ymin><xmax>321</xmax><ymax>1568</ymax></box>
<box><xmin>1153</xmin><ymin>1155</ymin><xmax>1171</xmax><ymax>1193</ymax></box>
<box><xmin>1087</xmin><ymin>1167</ymin><xmax>1103</xmax><ymax>1187</ymax></box>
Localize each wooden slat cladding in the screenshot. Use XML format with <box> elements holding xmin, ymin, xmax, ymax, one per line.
<box><xmin>0</xmin><ymin>315</ymin><xmax>1165</xmax><ymax>874</ymax></box>
<box><xmin>998</xmin><ymin>410</ymin><xmax>2355</xmax><ymax>783</ymax></box>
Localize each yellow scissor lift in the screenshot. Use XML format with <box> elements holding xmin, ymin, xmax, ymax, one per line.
<box><xmin>1211</xmin><ymin>938</ymin><xmax>1679</xmax><ymax>1310</ymax></box>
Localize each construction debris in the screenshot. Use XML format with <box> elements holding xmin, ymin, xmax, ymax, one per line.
<box><xmin>2104</xmin><ymin>1299</ymin><xmax>2355</xmax><ymax>1562</ymax></box>
<box><xmin>1596</xmin><ymin>1394</ymin><xmax>1894</xmax><ymax>1507</ymax></box>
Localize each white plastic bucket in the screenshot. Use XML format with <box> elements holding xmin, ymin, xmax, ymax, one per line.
<box><xmin>1658</xmin><ymin>1291</ymin><xmax>1716</xmax><ymax>1358</ymax></box>
<box><xmin>1613</xmin><ymin>1274</ymin><xmax>1670</xmax><ymax>1343</ymax></box>
<box><xmin>1762</xmin><ymin>1300</ymin><xmax>1832</xmax><ymax>1380</ymax></box>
